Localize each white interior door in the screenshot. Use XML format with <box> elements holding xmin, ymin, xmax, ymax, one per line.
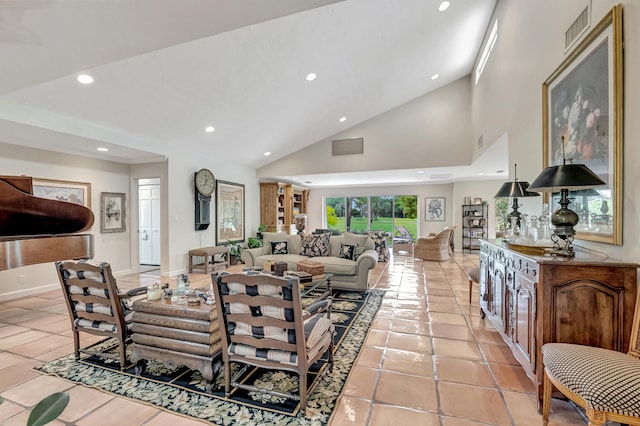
<box><xmin>139</xmin><ymin>180</ymin><xmax>161</xmax><ymax>265</ymax></box>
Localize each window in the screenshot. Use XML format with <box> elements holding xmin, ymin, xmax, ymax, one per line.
<box><xmin>324</xmin><ymin>195</ymin><xmax>417</xmax><ymax>239</ymax></box>
<box><xmin>475</xmin><ymin>19</ymin><xmax>498</xmax><ymax>85</ymax></box>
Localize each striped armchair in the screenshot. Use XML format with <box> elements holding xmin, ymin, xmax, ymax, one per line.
<box><xmin>56</xmin><ymin>259</ymin><xmax>131</xmax><ymax>370</ymax></box>
<box><xmin>213</xmin><ymin>272</ymin><xmax>334</xmax><ymax>413</ymax></box>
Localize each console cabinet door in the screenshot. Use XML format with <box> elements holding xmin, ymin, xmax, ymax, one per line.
<box><xmin>513</xmin><ymin>272</ymin><xmax>536</xmax><ymax>372</ymax></box>
<box><xmin>490</xmin><ymin>260</ymin><xmax>506</xmax><ymax>330</ymax></box>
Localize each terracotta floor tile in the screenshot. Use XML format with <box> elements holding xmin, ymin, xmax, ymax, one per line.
<box><xmin>0</xmin><ymin>360</ymin><xmax>41</xmax><ymax>392</ymax></box>
<box><xmin>432</xmin><ymin>338</ymin><xmax>483</xmax><ymax>360</ymax></box>
<box><xmin>371</xmin><ymin>317</ymin><xmax>392</xmax><ymax>331</ymax></box>
<box><xmin>472</xmin><ymin>328</ymin><xmax>505</xmax><ymax>345</ymax></box>
<box><xmin>438</xmin><ymin>381</ymin><xmax>512</xmax><ymax>425</ymax></box>
<box><xmin>356</xmin><ymin>346</ymin><xmax>385</xmax><ymax>369</ymax></box>
<box><xmin>342</xmin><ymin>365</ymin><xmax>379</xmax><ymax>399</ymax></box>
<box><xmin>365</xmin><ymin>329</ymin><xmax>389</xmax><ymax>347</ymax></box>
<box><xmin>375</xmin><ymin>371</ymin><xmax>437</xmax><ymax>411</ymax></box>
<box><xmin>0</xmin><ymin>324</ymin><xmax>29</xmax><ymax>339</ymax></box>
<box><xmin>75</xmin><ymin>396</ymin><xmax>159</xmax><ymax>426</ymax></box>
<box><xmin>0</xmin><ymin>399</ymin><xmax>24</xmax><ymax>423</ymax></box>
<box><xmin>369</xmin><ymin>404</ymin><xmax>440</xmax><ymax>426</ymax></box>
<box><xmin>479</xmin><ymin>342</ymin><xmax>520</xmax><ymax>365</ymax></box>
<box><xmin>57</xmin><ymin>385</ymin><xmax>114</xmax><ymax>422</ymax></box>
<box><xmin>0</xmin><ymin>410</ymin><xmax>65</xmax><ymax>426</ymax></box>
<box><xmin>1</xmin><ymin>375</ymin><xmax>74</xmax><ymax>406</ymax></box>
<box><xmin>428</xmin><ymin>312</ymin><xmax>468</xmax><ymax>326</ymax></box>
<box><xmin>430</xmin><ymin>323</ymin><xmax>474</xmax><ymax>341</ymax></box>
<box><xmin>382</xmin><ymin>348</ymin><xmax>434</xmax><ymax>377</ymax></box>
<box><xmin>488</xmin><ymin>362</ymin><xmax>537</xmax><ymax>393</ymax></box>
<box><xmin>434</xmin><ymin>356</ymin><xmax>495</xmax><ymax>387</ymax></box>
<box><xmin>0</xmin><ymin>329</ymin><xmax>52</xmax><ymax>350</ymax></box>
<box><xmin>440</xmin><ymin>415</ymin><xmax>492</xmax><ymax>425</ymax></box>
<box><xmin>425</xmin><ymin>288</ymin><xmax>455</xmax><ymax>296</ymax></box>
<box><xmin>10</xmin><ymin>334</ymin><xmax>73</xmax><ymax>357</ymax></box>
<box><xmin>426</xmin><ymin>295</ymin><xmax>457</xmax><ymax>304</ymax></box>
<box><xmin>394</xmin><ymin>309</ymin><xmax>428</xmax><ymax>322</ymax></box>
<box><xmin>386</xmin><ymin>331</ymin><xmax>432</xmax><ymax>353</ymax></box>
<box><xmin>426</xmin><ymin>302</ymin><xmax>462</xmax><ymax>314</ymax></box>
<box><xmin>389</xmin><ymin>318</ymin><xmax>430</xmax><ymax>335</ymax></box>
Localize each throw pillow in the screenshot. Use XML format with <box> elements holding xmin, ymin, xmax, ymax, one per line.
<box><xmin>262</xmin><ymin>232</ymin><xmax>288</xmax><ymax>255</ymax></box>
<box><xmin>271</xmin><ymin>241</ymin><xmax>288</xmax><ymax>255</ymax></box>
<box><xmin>338</xmin><ymin>243</ymin><xmax>356</xmax><ymax>260</ymax></box>
<box><xmin>301</xmin><ymin>233</ymin><xmax>330</xmax><ymax>257</ymax></box>
<box><xmin>343</xmin><ymin>231</ymin><xmax>369</xmax><ymax>259</ymax></box>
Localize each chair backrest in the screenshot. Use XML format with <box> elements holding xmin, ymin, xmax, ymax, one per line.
<box><xmin>627</xmin><ymin>291</ymin><xmax>640</xmax><ymax>359</ymax></box>
<box><xmin>213</xmin><ymin>272</ymin><xmax>308</xmax><ymax>368</ymax></box>
<box><xmin>56</xmin><ymin>260</ymin><xmax>127</xmax><ymax>335</ymax></box>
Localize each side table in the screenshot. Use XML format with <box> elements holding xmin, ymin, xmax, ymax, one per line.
<box><xmin>189</xmin><ymin>246</ymin><xmax>229</xmax><ymax>273</ymax></box>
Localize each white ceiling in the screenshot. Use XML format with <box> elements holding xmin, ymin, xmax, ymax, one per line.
<box><xmin>0</xmin><ymin>0</ymin><xmax>504</xmax><ymax>187</ymax></box>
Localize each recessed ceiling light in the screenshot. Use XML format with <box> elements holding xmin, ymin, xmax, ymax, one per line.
<box><xmin>205</xmin><ymin>126</ymin><xmax>215</xmax><ymax>133</ymax></box>
<box><xmin>77</xmin><ymin>74</ymin><xmax>94</xmax><ymax>84</ymax></box>
<box><xmin>97</xmin><ymin>147</ymin><xmax>109</xmax><ymax>152</ymax></box>
<box><xmin>292</xmin><ymin>177</ymin><xmax>299</xmax><ymax>180</ymax></box>
<box><xmin>438</xmin><ymin>1</ymin><xmax>450</xmax><ymax>12</ymax></box>
<box><xmin>264</xmin><ymin>152</ymin><xmax>271</xmax><ymax>156</ymax></box>
<box><xmin>417</xmin><ymin>170</ymin><xmax>424</xmax><ymax>174</ymax></box>
<box><xmin>339</xmin><ymin>117</ymin><xmax>347</xmax><ymax>122</ymax></box>
<box><xmin>306</xmin><ymin>73</ymin><xmax>317</xmax><ymax>81</ymax></box>
<box><xmin>431</xmin><ymin>73</ymin><xmax>439</xmax><ymax>80</ymax></box>
<box><xmin>478</xmin><ymin>172</ymin><xmax>485</xmax><ymax>176</ymax></box>
<box><xmin>497</xmin><ymin>170</ymin><xmax>506</xmax><ymax>174</ymax></box>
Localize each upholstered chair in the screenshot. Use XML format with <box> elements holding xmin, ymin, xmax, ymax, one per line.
<box><xmin>213</xmin><ymin>272</ymin><xmax>334</xmax><ymax>413</ymax></box>
<box><xmin>542</xmin><ymin>291</ymin><xmax>640</xmax><ymax>425</ymax></box>
<box><xmin>414</xmin><ymin>226</ymin><xmax>455</xmax><ymax>261</ymax></box>
<box><xmin>56</xmin><ymin>259</ymin><xmax>132</xmax><ymax>370</ymax></box>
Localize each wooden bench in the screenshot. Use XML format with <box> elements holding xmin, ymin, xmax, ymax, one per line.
<box><xmin>188</xmin><ymin>246</ymin><xmax>229</xmax><ymax>273</ymax></box>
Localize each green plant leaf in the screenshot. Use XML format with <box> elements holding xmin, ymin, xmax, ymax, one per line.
<box><xmin>27</xmin><ymin>392</ymin><xmax>69</xmax><ymax>426</ymax></box>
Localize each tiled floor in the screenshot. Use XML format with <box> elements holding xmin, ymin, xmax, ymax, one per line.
<box><xmin>0</xmin><ymin>252</ymin><xmax>589</xmax><ymax>425</ymax></box>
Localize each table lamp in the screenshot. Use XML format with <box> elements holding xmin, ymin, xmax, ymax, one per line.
<box><xmin>494</xmin><ymin>163</ymin><xmax>540</xmax><ymax>227</ymax></box>
<box><xmin>527</xmin><ymin>153</ymin><xmax>605</xmax><ymax>257</ymax></box>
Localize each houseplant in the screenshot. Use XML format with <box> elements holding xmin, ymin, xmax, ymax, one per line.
<box><xmin>224</xmin><ymin>242</ymin><xmax>243</xmax><ymax>265</ymax></box>
<box><xmin>257</xmin><ymin>224</ymin><xmax>268</xmax><ymax>240</ymax></box>
<box><xmin>247</xmin><ymin>237</ymin><xmax>263</xmax><ymax>249</ymax></box>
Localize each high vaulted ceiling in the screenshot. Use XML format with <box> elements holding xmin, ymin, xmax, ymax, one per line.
<box><xmin>0</xmin><ymin>0</ymin><xmax>503</xmax><ymax>186</ymax></box>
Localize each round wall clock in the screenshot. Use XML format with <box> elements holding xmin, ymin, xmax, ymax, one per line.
<box><xmin>195</xmin><ymin>168</ymin><xmax>215</xmax><ymax>196</ymax></box>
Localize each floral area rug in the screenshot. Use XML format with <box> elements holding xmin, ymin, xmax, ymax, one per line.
<box><xmin>34</xmin><ymin>289</ymin><xmax>384</xmax><ymax>425</ymax></box>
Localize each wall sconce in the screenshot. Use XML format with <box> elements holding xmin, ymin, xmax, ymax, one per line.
<box><xmin>494</xmin><ymin>163</ymin><xmax>540</xmax><ymax>227</ymax></box>
<box><xmin>527</xmin><ymin>156</ymin><xmax>605</xmax><ymax>257</ymax></box>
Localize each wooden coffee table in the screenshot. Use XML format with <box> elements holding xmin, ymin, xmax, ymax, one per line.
<box><xmin>130</xmin><ymin>296</ymin><xmax>222</xmax><ymax>390</ymax></box>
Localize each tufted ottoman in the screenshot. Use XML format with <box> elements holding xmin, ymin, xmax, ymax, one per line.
<box><xmin>542</xmin><ymin>342</ymin><xmax>640</xmax><ymax>425</ymax></box>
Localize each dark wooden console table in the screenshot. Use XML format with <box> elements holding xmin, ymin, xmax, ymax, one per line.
<box><xmin>130</xmin><ymin>297</ymin><xmax>222</xmax><ymax>389</ymax></box>
<box><xmin>479</xmin><ymin>240</ymin><xmax>638</xmax><ymax>408</ymax></box>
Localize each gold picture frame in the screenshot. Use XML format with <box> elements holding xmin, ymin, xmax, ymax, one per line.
<box><xmin>32</xmin><ymin>178</ymin><xmax>91</xmax><ymax>208</ymax></box>
<box><xmin>542</xmin><ymin>4</ymin><xmax>623</xmax><ymax>245</ymax></box>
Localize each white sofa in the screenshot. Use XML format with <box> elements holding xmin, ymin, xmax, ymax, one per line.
<box><xmin>240</xmin><ymin>232</ymin><xmax>379</xmax><ymax>290</ymax></box>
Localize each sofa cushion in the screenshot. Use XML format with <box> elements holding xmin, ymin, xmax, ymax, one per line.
<box><xmin>262</xmin><ymin>232</ymin><xmax>288</xmax><ymax>255</ymax></box>
<box><xmin>271</xmin><ymin>241</ymin><xmax>288</xmax><ymax>255</ymax></box>
<box><xmin>339</xmin><ymin>243</ymin><xmax>356</xmax><ymax>260</ymax></box>
<box><xmin>301</xmin><ymin>233</ymin><xmax>330</xmax><ymax>257</ymax></box>
<box><xmin>286</xmin><ymin>234</ymin><xmax>303</xmax><ymax>255</ymax></box>
<box><xmin>310</xmin><ymin>256</ymin><xmax>356</xmax><ymax>275</ymax></box>
<box><xmin>343</xmin><ymin>232</ymin><xmax>369</xmax><ymax>258</ymax></box>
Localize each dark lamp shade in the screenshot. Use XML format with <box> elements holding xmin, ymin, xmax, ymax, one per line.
<box><xmin>494</xmin><ymin>181</ymin><xmax>540</xmax><ymax>198</ymax></box>
<box><xmin>527</xmin><ymin>164</ymin><xmax>606</xmax><ymax>192</ymax></box>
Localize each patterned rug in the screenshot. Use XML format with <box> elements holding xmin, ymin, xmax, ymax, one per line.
<box><xmin>34</xmin><ymin>289</ymin><xmax>384</xmax><ymax>425</ymax></box>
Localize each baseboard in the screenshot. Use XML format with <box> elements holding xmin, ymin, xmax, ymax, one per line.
<box><xmin>0</xmin><ymin>282</ymin><xmax>59</xmax><ymax>302</ymax></box>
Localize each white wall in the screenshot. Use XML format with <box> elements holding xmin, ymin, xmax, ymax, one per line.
<box><xmin>472</xmin><ymin>0</ymin><xmax>640</xmax><ymax>263</ymax></box>
<box><xmin>258</xmin><ymin>76</ymin><xmax>474</xmax><ymax>178</ymax></box>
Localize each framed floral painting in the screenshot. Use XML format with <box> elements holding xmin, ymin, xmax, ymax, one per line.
<box><xmin>425</xmin><ymin>197</ymin><xmax>445</xmax><ymax>221</ymax></box>
<box><xmin>542</xmin><ymin>5</ymin><xmax>622</xmax><ymax>245</ymax></box>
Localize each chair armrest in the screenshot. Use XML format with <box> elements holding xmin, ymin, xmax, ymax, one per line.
<box><xmin>303</xmin><ymin>297</ymin><xmax>332</xmax><ymax>320</ymax></box>
<box><xmin>356</xmin><ymin>249</ymin><xmax>378</xmax><ymax>270</ymax></box>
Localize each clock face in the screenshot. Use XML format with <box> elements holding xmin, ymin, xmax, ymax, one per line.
<box><xmin>195</xmin><ymin>168</ymin><xmax>215</xmax><ymax>196</ymax></box>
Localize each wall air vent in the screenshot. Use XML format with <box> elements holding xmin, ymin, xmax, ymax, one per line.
<box><xmin>430</xmin><ymin>173</ymin><xmax>452</xmax><ymax>180</ymax></box>
<box><xmin>332</xmin><ymin>137</ymin><xmax>364</xmax><ymax>156</ymax></box>
<box><xmin>566</xmin><ymin>6</ymin><xmax>590</xmax><ymax>50</ymax></box>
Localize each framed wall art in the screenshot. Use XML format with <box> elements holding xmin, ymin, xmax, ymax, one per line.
<box><xmin>100</xmin><ymin>192</ymin><xmax>126</xmax><ymax>233</ymax></box>
<box><xmin>425</xmin><ymin>197</ymin><xmax>445</xmax><ymax>221</ymax></box>
<box><xmin>32</xmin><ymin>178</ymin><xmax>91</xmax><ymax>208</ymax></box>
<box><xmin>216</xmin><ymin>180</ymin><xmax>245</xmax><ymax>244</ymax></box>
<box><xmin>542</xmin><ymin>4</ymin><xmax>622</xmax><ymax>245</ymax></box>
